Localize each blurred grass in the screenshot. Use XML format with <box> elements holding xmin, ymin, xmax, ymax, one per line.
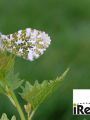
<box><xmin>0</xmin><ymin>0</ymin><xmax>90</xmax><ymax>120</ymax></box>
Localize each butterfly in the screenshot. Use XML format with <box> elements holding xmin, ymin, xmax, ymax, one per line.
<box><xmin>0</xmin><ymin>28</ymin><xmax>51</xmax><ymax>61</ymax></box>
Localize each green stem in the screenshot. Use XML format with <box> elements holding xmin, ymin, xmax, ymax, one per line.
<box><xmin>30</xmin><ymin>110</ymin><xmax>35</xmax><ymax>119</ymax></box>
<box><xmin>8</xmin><ymin>90</ymin><xmax>26</xmax><ymax>120</ymax></box>
<box><xmin>27</xmin><ymin>112</ymin><xmax>31</xmax><ymax>120</ymax></box>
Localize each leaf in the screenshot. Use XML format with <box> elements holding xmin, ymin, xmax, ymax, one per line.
<box><xmin>20</xmin><ymin>68</ymin><xmax>69</xmax><ymax>110</ymax></box>
<box><xmin>5</xmin><ymin>66</ymin><xmax>23</xmax><ymax>90</ymax></box>
<box><xmin>0</xmin><ymin>51</ymin><xmax>23</xmax><ymax>94</ymax></box>
<box><xmin>0</xmin><ymin>113</ymin><xmax>16</xmax><ymax>120</ymax></box>
<box><xmin>0</xmin><ymin>51</ymin><xmax>14</xmax><ymax>80</ymax></box>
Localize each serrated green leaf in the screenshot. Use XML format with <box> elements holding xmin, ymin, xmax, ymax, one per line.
<box><xmin>11</xmin><ymin>116</ymin><xmax>16</xmax><ymax>120</ymax></box>
<box><xmin>0</xmin><ymin>51</ymin><xmax>23</xmax><ymax>94</ymax></box>
<box><xmin>20</xmin><ymin>68</ymin><xmax>69</xmax><ymax>111</ymax></box>
<box><xmin>0</xmin><ymin>113</ymin><xmax>16</xmax><ymax>120</ymax></box>
<box><xmin>5</xmin><ymin>66</ymin><xmax>23</xmax><ymax>90</ymax></box>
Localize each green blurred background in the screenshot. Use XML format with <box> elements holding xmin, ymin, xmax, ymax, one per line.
<box><xmin>0</xmin><ymin>0</ymin><xmax>90</xmax><ymax>120</ymax></box>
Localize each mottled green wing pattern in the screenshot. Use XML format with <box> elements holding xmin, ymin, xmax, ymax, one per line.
<box><xmin>0</xmin><ymin>28</ymin><xmax>51</xmax><ymax>61</ymax></box>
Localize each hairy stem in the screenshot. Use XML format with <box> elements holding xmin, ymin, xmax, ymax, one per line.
<box><xmin>30</xmin><ymin>110</ymin><xmax>35</xmax><ymax>120</ymax></box>
<box><xmin>8</xmin><ymin>89</ymin><xmax>26</xmax><ymax>120</ymax></box>
<box><xmin>27</xmin><ymin>112</ymin><xmax>31</xmax><ymax>120</ymax></box>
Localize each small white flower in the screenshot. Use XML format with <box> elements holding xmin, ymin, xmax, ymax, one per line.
<box><xmin>0</xmin><ymin>28</ymin><xmax>51</xmax><ymax>61</ymax></box>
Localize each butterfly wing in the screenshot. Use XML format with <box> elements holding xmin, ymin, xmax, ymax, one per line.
<box><xmin>0</xmin><ymin>28</ymin><xmax>51</xmax><ymax>61</ymax></box>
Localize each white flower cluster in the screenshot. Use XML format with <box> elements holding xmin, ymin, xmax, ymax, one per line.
<box><xmin>0</xmin><ymin>28</ymin><xmax>51</xmax><ymax>61</ymax></box>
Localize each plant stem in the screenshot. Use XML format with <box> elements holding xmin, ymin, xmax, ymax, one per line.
<box><xmin>30</xmin><ymin>110</ymin><xmax>35</xmax><ymax>120</ymax></box>
<box><xmin>27</xmin><ymin>112</ymin><xmax>31</xmax><ymax>120</ymax></box>
<box><xmin>9</xmin><ymin>90</ymin><xmax>26</xmax><ymax>120</ymax></box>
